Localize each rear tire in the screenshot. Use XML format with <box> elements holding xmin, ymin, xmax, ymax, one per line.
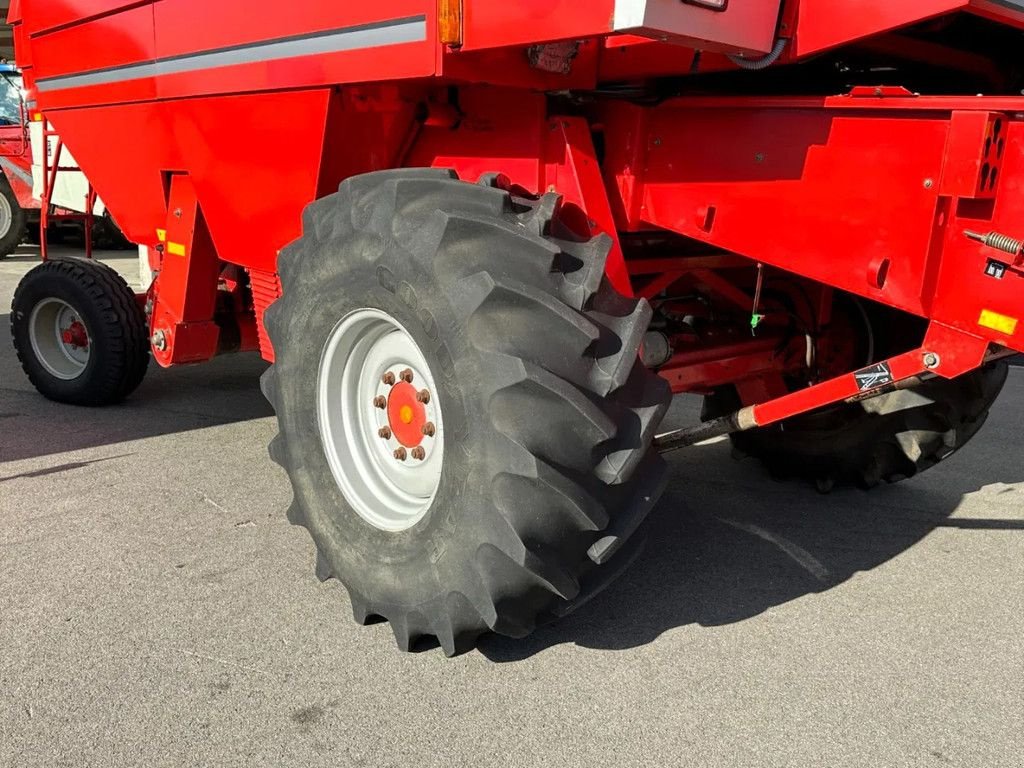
<box><xmin>704</xmin><ymin>363</ymin><xmax>1008</xmax><ymax>489</ymax></box>
<box><xmin>261</xmin><ymin>169</ymin><xmax>671</xmax><ymax>654</ymax></box>
<box><xmin>11</xmin><ymin>257</ymin><xmax>150</xmax><ymax>406</ymax></box>
<box><xmin>0</xmin><ymin>176</ymin><xmax>27</xmax><ymax>259</ymax></box>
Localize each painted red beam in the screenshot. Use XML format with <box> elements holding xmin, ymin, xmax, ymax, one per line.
<box><xmin>658</xmin><ymin>335</ymin><xmax>805</xmax><ymax>393</ymax></box>
<box><xmin>626</xmin><ymin>254</ymin><xmax>750</xmax><ymax>275</ymax></box>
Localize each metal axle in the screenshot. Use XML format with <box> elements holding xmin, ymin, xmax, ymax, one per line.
<box><xmin>654</xmin><ymin>406</ymin><xmax>757</xmax><ymax>454</ymax></box>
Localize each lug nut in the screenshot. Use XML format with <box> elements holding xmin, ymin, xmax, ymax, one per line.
<box><xmin>411</xmin><ymin>447</ymin><xmax>426</xmax><ymax>461</ymax></box>
<box><xmin>393</xmin><ymin>447</ymin><xmax>407</xmax><ymax>461</ymax></box>
<box><xmin>416</xmin><ymin>389</ymin><xmax>431</xmax><ymax>404</ymax></box>
<box><xmin>381</xmin><ymin>372</ymin><xmax>396</xmax><ymax>386</ymax></box>
<box><xmin>422</xmin><ymin>422</ymin><xmax>435</xmax><ymax>437</ymax></box>
<box><xmin>399</xmin><ymin>368</ymin><xmax>414</xmax><ymax>383</ymax></box>
<box><xmin>378</xmin><ymin>426</ymin><xmax>392</xmax><ymax>439</ymax></box>
<box><xmin>373</xmin><ymin>395</ymin><xmax>387</xmax><ymax>409</ymax></box>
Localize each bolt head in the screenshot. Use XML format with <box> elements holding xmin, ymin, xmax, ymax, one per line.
<box><xmin>151</xmin><ymin>330</ymin><xmax>167</xmax><ymax>351</ymax></box>
<box><xmin>411</xmin><ymin>447</ymin><xmax>426</xmax><ymax>461</ymax></box>
<box><xmin>924</xmin><ymin>178</ymin><xmax>934</xmax><ymax>189</ymax></box>
<box><xmin>399</xmin><ymin>368</ymin><xmax>414</xmax><ymax>383</ymax></box>
<box><xmin>378</xmin><ymin>426</ymin><xmax>392</xmax><ymax>440</ymax></box>
<box><xmin>393</xmin><ymin>447</ymin><xmax>407</xmax><ymax>461</ymax></box>
<box><xmin>373</xmin><ymin>395</ymin><xmax>387</xmax><ymax>409</ymax></box>
<box><xmin>422</xmin><ymin>422</ymin><xmax>435</xmax><ymax>437</ymax></box>
<box><xmin>381</xmin><ymin>372</ymin><xmax>396</xmax><ymax>386</ymax></box>
<box><xmin>416</xmin><ymin>389</ymin><xmax>431</xmax><ymax>404</ymax></box>
<box><xmin>923</xmin><ymin>352</ymin><xmax>940</xmax><ymax>368</ymax></box>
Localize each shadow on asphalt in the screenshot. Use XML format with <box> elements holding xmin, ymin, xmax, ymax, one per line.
<box><xmin>477</xmin><ymin>434</ymin><xmax>1024</xmax><ymax>662</ymax></box>
<box><xmin>0</xmin><ymin>310</ymin><xmax>272</xmax><ymax>462</ymax></box>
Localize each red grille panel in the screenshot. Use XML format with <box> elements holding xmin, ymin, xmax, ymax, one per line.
<box><xmin>249</xmin><ymin>268</ymin><xmax>281</xmax><ymax>362</ymax></box>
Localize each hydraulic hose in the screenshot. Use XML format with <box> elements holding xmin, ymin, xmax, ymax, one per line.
<box><xmin>727</xmin><ymin>37</ymin><xmax>789</xmax><ymax>71</ymax></box>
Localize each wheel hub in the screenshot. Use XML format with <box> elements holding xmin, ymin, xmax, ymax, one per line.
<box><xmin>317</xmin><ymin>308</ymin><xmax>444</xmax><ymax>532</ymax></box>
<box><xmin>28</xmin><ymin>298</ymin><xmax>91</xmax><ymax>380</ymax></box>
<box><xmin>61</xmin><ymin>320</ymin><xmax>89</xmax><ymax>350</ymax></box>
<box><xmin>384</xmin><ymin>380</ymin><xmax>428</xmax><ymax>450</ymax></box>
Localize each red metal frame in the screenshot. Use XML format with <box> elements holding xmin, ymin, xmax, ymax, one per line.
<box><xmin>12</xmin><ymin>0</ymin><xmax>1024</xmax><ymax>427</ymax></box>
<box><xmin>38</xmin><ymin>123</ymin><xmax>96</xmax><ymax>262</ymax></box>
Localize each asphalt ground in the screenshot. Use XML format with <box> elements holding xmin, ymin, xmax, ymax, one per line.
<box><xmin>1</xmin><ymin>245</ymin><xmax>1022</xmax><ymax>767</ymax></box>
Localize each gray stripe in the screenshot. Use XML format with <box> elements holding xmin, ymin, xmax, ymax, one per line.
<box><xmin>0</xmin><ymin>156</ymin><xmax>34</xmax><ymax>186</ymax></box>
<box><xmin>36</xmin><ymin>16</ymin><xmax>427</xmax><ymax>93</ymax></box>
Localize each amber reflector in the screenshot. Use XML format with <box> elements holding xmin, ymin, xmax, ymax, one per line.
<box><xmin>439</xmin><ymin>0</ymin><xmax>463</xmax><ymax>47</ymax></box>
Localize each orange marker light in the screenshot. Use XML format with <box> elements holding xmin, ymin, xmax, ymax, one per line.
<box><xmin>438</xmin><ymin>0</ymin><xmax>463</xmax><ymax>47</ymax></box>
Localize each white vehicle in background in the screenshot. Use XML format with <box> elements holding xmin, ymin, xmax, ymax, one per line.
<box><xmin>29</xmin><ymin>120</ymin><xmax>100</xmax><ymax>217</ymax></box>
<box><xmin>29</xmin><ymin>120</ymin><xmax>130</xmax><ymax>247</ymax></box>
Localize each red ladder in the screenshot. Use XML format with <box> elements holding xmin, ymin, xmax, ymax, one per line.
<box><xmin>39</xmin><ymin>119</ymin><xmax>95</xmax><ymax>262</ymax></box>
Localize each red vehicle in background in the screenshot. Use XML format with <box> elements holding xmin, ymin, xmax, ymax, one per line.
<box><xmin>8</xmin><ymin>1</ymin><xmax>1024</xmax><ymax>655</ymax></box>
<box><xmin>0</xmin><ymin>63</ymin><xmax>33</xmax><ymax>257</ymax></box>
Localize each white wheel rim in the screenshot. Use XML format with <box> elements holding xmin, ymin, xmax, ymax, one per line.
<box><xmin>0</xmin><ymin>192</ymin><xmax>12</xmax><ymax>239</ymax></box>
<box><xmin>28</xmin><ymin>298</ymin><xmax>91</xmax><ymax>380</ymax></box>
<box><xmin>317</xmin><ymin>308</ymin><xmax>444</xmax><ymax>532</ymax></box>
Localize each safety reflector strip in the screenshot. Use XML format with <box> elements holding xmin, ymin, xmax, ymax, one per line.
<box><xmin>978</xmin><ymin>309</ymin><xmax>1018</xmax><ymax>335</ymax></box>
<box><xmin>35</xmin><ymin>15</ymin><xmax>427</xmax><ymax>93</ymax></box>
<box><xmin>156</xmin><ymin>229</ymin><xmax>166</xmax><ymax>242</ymax></box>
<box><xmin>167</xmin><ymin>242</ymin><xmax>187</xmax><ymax>257</ymax></box>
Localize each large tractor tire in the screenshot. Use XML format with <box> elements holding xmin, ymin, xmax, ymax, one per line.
<box><xmin>0</xmin><ymin>175</ymin><xmax>27</xmax><ymax>259</ymax></box>
<box><xmin>11</xmin><ymin>257</ymin><xmax>150</xmax><ymax>405</ymax></box>
<box><xmin>261</xmin><ymin>169</ymin><xmax>671</xmax><ymax>655</ymax></box>
<box><xmin>704</xmin><ymin>362</ymin><xmax>1007</xmax><ymax>490</ymax></box>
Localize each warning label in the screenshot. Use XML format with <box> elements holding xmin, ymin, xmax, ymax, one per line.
<box><xmin>854</xmin><ymin>361</ymin><xmax>894</xmax><ymax>392</ymax></box>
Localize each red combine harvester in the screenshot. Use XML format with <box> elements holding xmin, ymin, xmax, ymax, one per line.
<box><xmin>9</xmin><ymin>0</ymin><xmax>1024</xmax><ymax>653</ymax></box>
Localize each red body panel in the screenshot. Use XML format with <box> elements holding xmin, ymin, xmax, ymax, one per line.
<box><xmin>793</xmin><ymin>0</ymin><xmax>1024</xmax><ymax>56</ymax></box>
<box><xmin>14</xmin><ymin>0</ymin><xmax>143</xmax><ymax>33</ymax></box>
<box><xmin>792</xmin><ymin>0</ymin><xmax>969</xmax><ymax>56</ymax></box>
<box><xmin>47</xmin><ymin>89</ymin><xmax>331</xmax><ymax>261</ymax></box>
<box><xmin>462</xmin><ymin>1</ymin><xmax>616</xmax><ymax>51</ymax></box>
<box><xmin>462</xmin><ymin>0</ymin><xmax>781</xmax><ymax>54</ymax></box>
<box><xmin>30</xmin><ymin>5</ymin><xmax>157</xmax><ymax>79</ymax></box>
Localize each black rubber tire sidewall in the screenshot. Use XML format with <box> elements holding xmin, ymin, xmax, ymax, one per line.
<box><xmin>0</xmin><ymin>177</ymin><xmax>26</xmax><ymax>258</ymax></box>
<box><xmin>11</xmin><ymin>259</ymin><xmax>149</xmax><ymax>406</ymax></box>
<box><xmin>706</xmin><ymin>362</ymin><xmax>1008</xmax><ymax>487</ymax></box>
<box><xmin>273</xmin><ymin>239</ymin><xmax>510</xmax><ymax>613</ymax></box>
<box><xmin>265</xmin><ymin>171</ymin><xmax>672</xmax><ymax>650</ymax></box>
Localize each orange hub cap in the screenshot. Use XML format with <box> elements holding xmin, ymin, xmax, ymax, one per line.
<box><xmin>386</xmin><ymin>380</ymin><xmax>427</xmax><ymax>447</ymax></box>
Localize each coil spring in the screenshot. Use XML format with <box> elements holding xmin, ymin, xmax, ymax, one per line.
<box><xmin>966</xmin><ymin>230</ymin><xmax>1024</xmax><ymax>256</ymax></box>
